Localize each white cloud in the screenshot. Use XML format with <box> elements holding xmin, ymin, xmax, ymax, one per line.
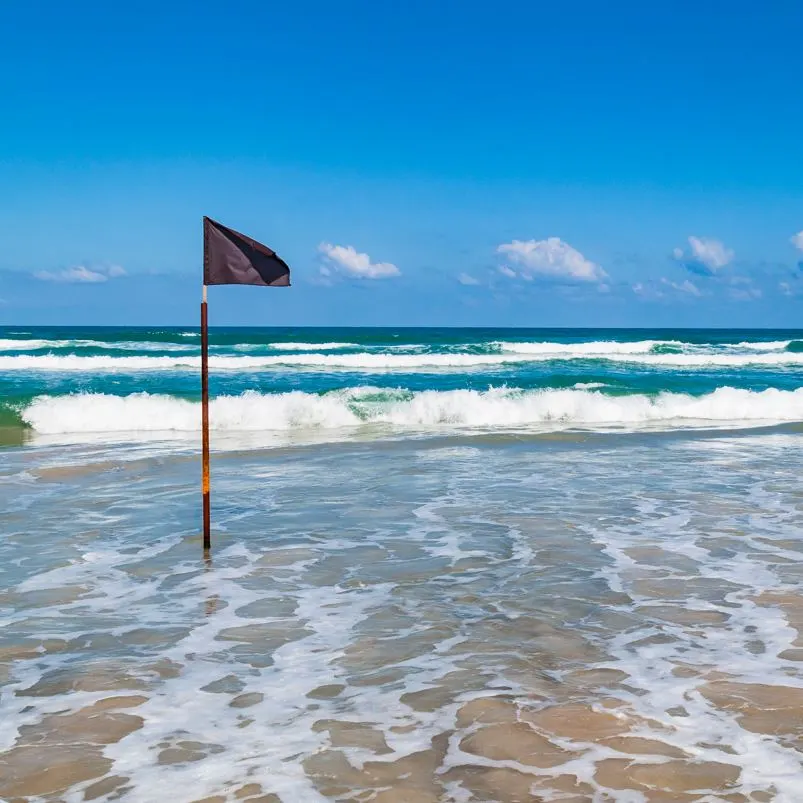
<box><xmin>34</xmin><ymin>265</ymin><xmax>109</xmax><ymax>283</ymax></box>
<box><xmin>496</xmin><ymin>237</ymin><xmax>606</xmax><ymax>282</ymax></box>
<box><xmin>673</xmin><ymin>236</ymin><xmax>733</xmax><ymax>275</ymax></box>
<box><xmin>32</xmin><ymin>264</ymin><xmax>127</xmax><ymax>283</ymax></box>
<box><xmin>791</xmin><ymin>231</ymin><xmax>803</xmax><ymax>251</ymax></box>
<box><xmin>457</xmin><ymin>272</ymin><xmax>480</xmax><ymax>285</ymax></box>
<box><xmin>661</xmin><ymin>277</ymin><xmax>701</xmax><ymax>296</ymax></box>
<box><xmin>689</xmin><ymin>236</ymin><xmax>733</xmax><ymax>269</ymax></box>
<box><xmin>780</xmin><ymin>281</ymin><xmax>793</xmax><ymax>296</ymax></box>
<box><xmin>727</xmin><ymin>277</ymin><xmax>762</xmax><ymax>300</ymax></box>
<box><xmin>632</xmin><ymin>281</ymin><xmax>664</xmax><ymax>299</ymax></box>
<box><xmin>632</xmin><ymin>278</ymin><xmax>701</xmax><ymax>299</ymax></box>
<box><xmin>318</xmin><ymin>243</ymin><xmax>400</xmax><ymax>279</ymax></box>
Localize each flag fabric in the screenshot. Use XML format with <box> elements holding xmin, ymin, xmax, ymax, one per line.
<box><xmin>203</xmin><ymin>217</ymin><xmax>290</xmax><ymax>287</ymax></box>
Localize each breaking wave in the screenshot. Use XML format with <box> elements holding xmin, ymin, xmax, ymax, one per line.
<box><xmin>264</xmin><ymin>342</ymin><xmax>357</xmax><ymax>351</ymax></box>
<box><xmin>0</xmin><ymin>338</ymin><xmax>64</xmax><ymax>351</ymax></box>
<box><xmin>732</xmin><ymin>340</ymin><xmax>793</xmax><ymax>351</ymax></box>
<box><xmin>21</xmin><ymin>386</ymin><xmax>803</xmax><ymax>435</ymax></box>
<box><xmin>4</xmin><ymin>349</ymin><xmax>803</xmax><ymax>372</ymax></box>
<box><xmin>497</xmin><ymin>339</ymin><xmax>796</xmax><ymax>356</ymax></box>
<box><xmin>496</xmin><ymin>339</ymin><xmax>678</xmax><ymax>355</ymax></box>
<box><xmin>0</xmin><ymin>338</ymin><xmax>195</xmax><ymax>352</ymax></box>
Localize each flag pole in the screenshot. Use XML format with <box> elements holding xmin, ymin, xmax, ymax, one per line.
<box><xmin>201</xmin><ymin>283</ymin><xmax>211</xmax><ymax>553</ymax></box>
<box><xmin>200</xmin><ymin>214</ymin><xmax>290</xmax><ymax>556</ymax></box>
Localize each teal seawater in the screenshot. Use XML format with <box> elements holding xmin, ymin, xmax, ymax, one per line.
<box><xmin>1</xmin><ymin>326</ymin><xmax>802</xmax><ymax>436</ymax></box>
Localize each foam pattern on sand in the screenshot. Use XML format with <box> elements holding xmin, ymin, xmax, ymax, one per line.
<box><xmin>1</xmin><ymin>433</ymin><xmax>802</xmax><ymax>800</ymax></box>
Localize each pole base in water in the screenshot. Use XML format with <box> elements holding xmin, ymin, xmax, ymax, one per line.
<box><xmin>202</xmin><ymin>490</ymin><xmax>211</xmax><ymax>552</ymax></box>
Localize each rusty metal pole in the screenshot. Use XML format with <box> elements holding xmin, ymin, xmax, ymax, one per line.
<box><xmin>201</xmin><ymin>283</ymin><xmax>211</xmax><ymax>553</ymax></box>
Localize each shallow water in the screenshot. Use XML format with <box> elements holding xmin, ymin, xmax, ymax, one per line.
<box><xmin>2</xmin><ymin>429</ymin><xmax>803</xmax><ymax>802</ymax></box>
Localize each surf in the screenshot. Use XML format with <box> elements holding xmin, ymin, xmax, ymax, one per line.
<box><xmin>19</xmin><ymin>386</ymin><xmax>803</xmax><ymax>435</ymax></box>
<box><xmin>4</xmin><ymin>348</ymin><xmax>803</xmax><ymax>372</ymax></box>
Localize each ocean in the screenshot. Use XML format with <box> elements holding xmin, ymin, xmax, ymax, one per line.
<box><xmin>1</xmin><ymin>326</ymin><xmax>803</xmax><ymax>801</ymax></box>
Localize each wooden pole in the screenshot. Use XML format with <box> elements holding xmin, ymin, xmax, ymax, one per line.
<box><xmin>201</xmin><ymin>284</ymin><xmax>211</xmax><ymax>552</ymax></box>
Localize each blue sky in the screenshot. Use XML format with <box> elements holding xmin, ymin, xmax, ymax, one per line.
<box><xmin>1</xmin><ymin>0</ymin><xmax>802</xmax><ymax>327</ymax></box>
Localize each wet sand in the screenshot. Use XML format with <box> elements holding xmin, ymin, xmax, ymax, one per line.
<box><xmin>1</xmin><ymin>432</ymin><xmax>802</xmax><ymax>801</ymax></box>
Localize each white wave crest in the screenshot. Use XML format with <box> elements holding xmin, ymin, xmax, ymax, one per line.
<box><xmin>21</xmin><ymin>387</ymin><xmax>803</xmax><ymax>435</ymax></box>
<box><xmin>496</xmin><ymin>339</ymin><xmax>675</xmax><ymax>355</ymax></box>
<box><xmin>4</xmin><ymin>349</ymin><xmax>803</xmax><ymax>372</ymax></box>
<box><xmin>98</xmin><ymin>340</ymin><xmax>196</xmax><ymax>352</ymax></box>
<box><xmin>500</xmin><ymin>339</ymin><xmax>799</xmax><ymax>356</ymax></box>
<box><xmin>0</xmin><ymin>338</ymin><xmax>361</xmax><ymax>354</ymax></box>
<box><xmin>264</xmin><ymin>342</ymin><xmax>358</xmax><ymax>351</ymax></box>
<box><xmin>0</xmin><ymin>353</ymin><xmax>526</xmax><ymax>371</ymax></box>
<box><xmin>731</xmin><ymin>340</ymin><xmax>792</xmax><ymax>351</ymax></box>
<box><xmin>0</xmin><ymin>338</ymin><xmax>195</xmax><ymax>352</ymax></box>
<box><xmin>0</xmin><ymin>338</ymin><xmax>67</xmax><ymax>351</ymax></box>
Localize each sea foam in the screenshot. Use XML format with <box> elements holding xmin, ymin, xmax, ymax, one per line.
<box><xmin>20</xmin><ymin>386</ymin><xmax>803</xmax><ymax>435</ymax></box>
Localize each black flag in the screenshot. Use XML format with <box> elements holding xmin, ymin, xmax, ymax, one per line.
<box><xmin>203</xmin><ymin>217</ymin><xmax>290</xmax><ymax>287</ymax></box>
